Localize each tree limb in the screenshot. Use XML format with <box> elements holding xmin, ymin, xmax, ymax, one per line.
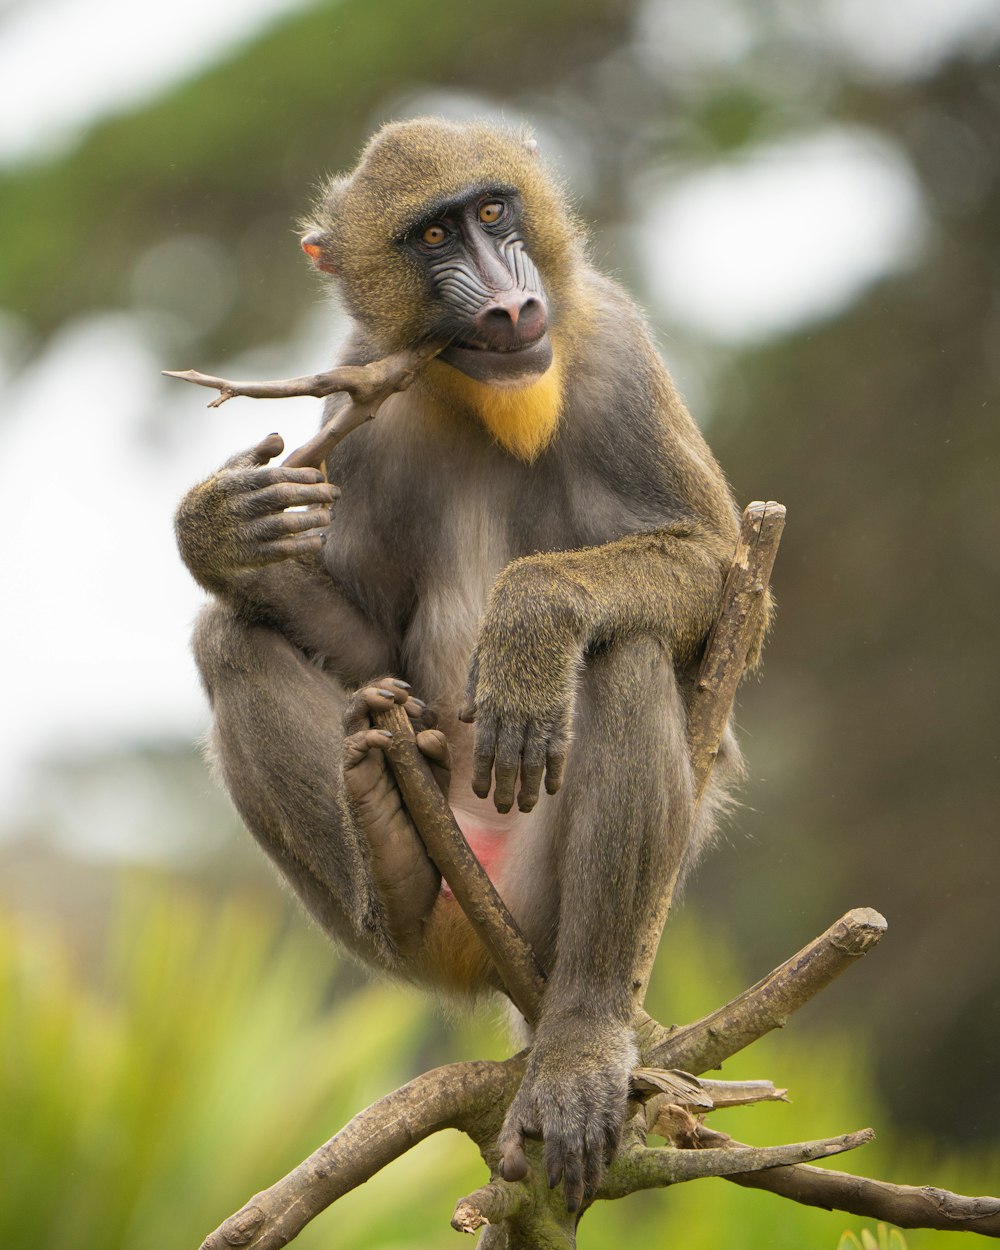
<box><xmin>689</xmin><ymin>1121</ymin><xmax>1000</xmax><ymax>1237</ymax></box>
<box><xmin>600</xmin><ymin>1129</ymin><xmax>875</xmax><ymax>1198</ymax></box>
<box><xmin>198</xmin><ymin>1059</ymin><xmax>522</xmax><ymax>1250</ymax></box>
<box><xmin>638</xmin><ymin>906</ymin><xmax>888</xmax><ymax>1073</ymax></box>
<box><xmin>453</xmin><ymin>1180</ymin><xmax>533</xmax><ymax>1234</ymax></box>
<box><xmin>632</xmin><ymin>500</ymin><xmax>786</xmax><ymax>1002</ymax></box>
<box><xmin>164</xmin><ymin>341</ymin><xmax>445</xmax><ymax>469</ymax></box>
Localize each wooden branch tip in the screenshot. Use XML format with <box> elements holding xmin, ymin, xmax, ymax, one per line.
<box><xmin>452</xmin><ymin>1180</ymin><xmax>529</xmax><ymax>1233</ymax></box>
<box><xmin>644</xmin><ymin>907</ymin><xmax>888</xmax><ymax>1074</ymax></box>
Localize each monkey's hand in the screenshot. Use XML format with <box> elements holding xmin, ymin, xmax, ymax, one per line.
<box><xmin>498</xmin><ymin>1012</ymin><xmax>636</xmax><ymax>1212</ymax></box>
<box><xmin>343</xmin><ymin>679</ymin><xmax>448</xmax><ymax>956</ymax></box>
<box><xmin>174</xmin><ymin>434</ymin><xmax>339</xmax><ymax>595</ymax></box>
<box><xmin>461</xmin><ymin>560</ymin><xmax>583</xmax><ymax>814</ymax></box>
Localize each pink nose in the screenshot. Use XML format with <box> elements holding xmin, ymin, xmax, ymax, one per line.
<box><xmin>473</xmin><ymin>294</ymin><xmax>547</xmax><ymax>345</ymax></box>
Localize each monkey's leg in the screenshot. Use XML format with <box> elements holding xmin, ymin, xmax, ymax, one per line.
<box><xmin>497</xmin><ymin>636</ymin><xmax>693</xmax><ymax>1211</ymax></box>
<box><xmin>193</xmin><ymin>603</ymin><xmax>442</xmax><ymax>970</ymax></box>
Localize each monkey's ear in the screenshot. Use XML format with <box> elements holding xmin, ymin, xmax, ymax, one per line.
<box><xmin>300</xmin><ymin>231</ymin><xmax>338</xmax><ymax>275</ymax></box>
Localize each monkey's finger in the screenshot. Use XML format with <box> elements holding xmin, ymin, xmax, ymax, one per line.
<box><xmin>223</xmin><ymin>433</ymin><xmax>284</xmax><ymax>470</ymax></box>
<box><xmin>245</xmin><ymin>509</ymin><xmax>333</xmax><ymax>542</ymax></box>
<box><xmin>516</xmin><ymin>732</ymin><xmax>546</xmax><ymax>813</ymax></box>
<box><xmin>458</xmin><ymin>655</ymin><xmax>479</xmax><ymax>723</ymax></box>
<box><xmin>244</xmin><ymin>533</ymin><xmax>326</xmax><ymax>564</ymax></box>
<box><xmin>247</xmin><ymin>464</ymin><xmax>331</xmax><ymax>487</ymax></box>
<box><xmin>471</xmin><ymin>720</ymin><xmax>498</xmax><ymax>800</ymax></box>
<box><xmin>417</xmin><ymin>729</ymin><xmax>451</xmax><ymax>798</ymax></box>
<box><xmin>342</xmin><ymin>728</ymin><xmax>393</xmax><ymax>766</ymax></box>
<box><xmin>544</xmin><ymin>723</ymin><xmax>570</xmax><ymax>795</ymax></box>
<box><xmin>343</xmin><ymin>683</ymin><xmax>408</xmax><ymax>735</ymax></box>
<box><xmin>497</xmin><ymin>1126</ymin><xmax>530</xmax><ymax>1183</ymax></box>
<box><xmin>557</xmin><ymin>1149</ymin><xmax>585</xmax><ymax>1213</ymax></box>
<box><xmin>544</xmin><ymin>753</ymin><xmax>567</xmax><ymax>796</ymax></box>
<box><xmin>414</xmin><ymin>729</ymin><xmax>450</xmax><ymax>770</ymax></box>
<box><xmin>232</xmin><ymin>481</ymin><xmax>339</xmax><ymax>517</ymax></box>
<box><xmin>492</xmin><ymin>722</ymin><xmax>525</xmax><ymax>814</ymax></box>
<box><xmin>582</xmin><ymin>1122</ymin><xmax>614</xmax><ymax>1202</ymax></box>
<box><xmin>403</xmin><ymin>695</ymin><xmax>437</xmax><ymax>728</ymax></box>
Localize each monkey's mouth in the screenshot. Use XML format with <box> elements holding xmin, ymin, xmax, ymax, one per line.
<box><xmin>439</xmin><ymin>333</ymin><xmax>553</xmax><ymax>386</ymax></box>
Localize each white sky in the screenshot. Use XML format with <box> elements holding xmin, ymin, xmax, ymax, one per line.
<box><xmin>640</xmin><ymin>127</ymin><xmax>927</xmax><ymax>342</ymax></box>
<box><xmin>0</xmin><ymin>0</ymin><xmax>313</xmax><ymax>164</ymax></box>
<box><xmin>0</xmin><ymin>0</ymin><xmax>995</xmax><ymax>852</ymax></box>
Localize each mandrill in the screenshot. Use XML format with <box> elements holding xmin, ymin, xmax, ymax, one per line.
<box><xmin>175</xmin><ymin>118</ymin><xmax>752</xmax><ymax>1211</ymax></box>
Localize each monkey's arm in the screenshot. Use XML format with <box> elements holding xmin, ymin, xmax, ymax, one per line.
<box><xmin>464</xmin><ymin>519</ymin><xmax>736</xmax><ymax>813</ymax></box>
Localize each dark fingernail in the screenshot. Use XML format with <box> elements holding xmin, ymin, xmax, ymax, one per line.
<box><xmin>375</xmin><ymin>729</ymin><xmax>393</xmax><ymax>739</ymax></box>
<box><xmin>388</xmin><ymin>679</ymin><xmax>411</xmax><ymax>690</ymax></box>
<box><xmin>517</xmin><ymin>798</ymin><xmax>536</xmax><ymax>813</ymax></box>
<box><xmin>375</xmin><ymin>688</ymin><xmax>396</xmax><ymax>699</ymax></box>
<box><xmin>408</xmin><ymin>696</ymin><xmax>427</xmax><ymax>710</ymax></box>
<box><xmin>457</xmin><ymin>705</ymin><xmax>475</xmax><ymax>723</ymax></box>
<box><xmin>495</xmin><ymin>800</ymin><xmax>512</xmax><ymax>814</ymax></box>
<box><xmin>472</xmin><ymin>782</ymin><xmax>490</xmax><ymax>799</ymax></box>
<box><xmin>548</xmin><ymin>1171</ymin><xmax>560</xmax><ymax>1190</ymax></box>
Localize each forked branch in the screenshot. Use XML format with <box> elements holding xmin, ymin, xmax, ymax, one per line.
<box><xmin>164</xmin><ymin>341</ymin><xmax>444</xmax><ymax>469</ymax></box>
<box><xmin>685</xmin><ymin>1120</ymin><xmax>1000</xmax><ymax>1237</ymax></box>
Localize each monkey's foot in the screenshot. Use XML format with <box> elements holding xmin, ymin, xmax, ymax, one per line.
<box><xmin>343</xmin><ymin>680</ymin><xmax>449</xmax><ymax>952</ymax></box>
<box><xmin>497</xmin><ymin>1015</ymin><xmax>636</xmax><ymax>1212</ymax></box>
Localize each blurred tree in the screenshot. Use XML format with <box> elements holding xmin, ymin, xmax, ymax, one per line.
<box><xmin>706</xmin><ymin>53</ymin><xmax>1000</xmax><ymax>1144</ymax></box>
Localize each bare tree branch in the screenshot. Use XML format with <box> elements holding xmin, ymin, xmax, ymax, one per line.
<box><xmin>695</xmin><ymin>1078</ymin><xmax>790</xmax><ymax>1109</ymax></box>
<box><xmin>637</xmin><ymin>906</ymin><xmax>888</xmax><ymax>1073</ymax></box>
<box><xmin>687</xmin><ymin>500</ymin><xmax>786</xmax><ymax>800</ymax></box>
<box><xmin>164</xmin><ymin>342</ymin><xmax>444</xmax><ymax>469</ymax></box>
<box><xmin>689</xmin><ymin>1121</ymin><xmax>1000</xmax><ymax>1237</ymax></box>
<box><xmin>453</xmin><ymin>1180</ymin><xmax>533</xmax><ymax>1234</ymax></box>
<box><xmin>633</xmin><ymin>500</ymin><xmax>786</xmax><ymax>1001</ymax></box>
<box><xmin>600</xmin><ymin>1129</ymin><xmax>875</xmax><ymax>1198</ymax></box>
<box><xmin>198</xmin><ymin>1059</ymin><xmax>522</xmax><ymax>1250</ymax></box>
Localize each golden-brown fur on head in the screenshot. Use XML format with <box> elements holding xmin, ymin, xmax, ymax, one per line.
<box><xmin>301</xmin><ymin>117</ymin><xmax>587</xmax><ymax>353</ymax></box>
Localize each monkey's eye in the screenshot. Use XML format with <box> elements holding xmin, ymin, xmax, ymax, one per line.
<box><xmin>479</xmin><ymin>201</ymin><xmax>505</xmax><ymax>225</ymax></box>
<box><xmin>422</xmin><ymin>223</ymin><xmax>448</xmax><ymax>247</ymax></box>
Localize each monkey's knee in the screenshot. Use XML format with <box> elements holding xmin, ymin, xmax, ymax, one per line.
<box><xmin>578</xmin><ymin>636</ymin><xmax>681</xmax><ymax>739</ymax></box>
<box><xmin>192</xmin><ymin>601</ymin><xmax>307</xmax><ymax>694</ymax></box>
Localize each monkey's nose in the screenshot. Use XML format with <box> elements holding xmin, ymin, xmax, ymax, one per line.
<box><xmin>474</xmin><ymin>294</ymin><xmax>547</xmax><ymax>347</ymax></box>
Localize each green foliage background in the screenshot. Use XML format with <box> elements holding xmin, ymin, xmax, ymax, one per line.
<box><xmin>1</xmin><ymin>0</ymin><xmax>998</xmax><ymax>1245</ymax></box>
<box><xmin>4</xmin><ymin>881</ymin><xmax>997</xmax><ymax>1249</ymax></box>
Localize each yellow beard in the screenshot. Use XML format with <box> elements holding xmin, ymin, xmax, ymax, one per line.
<box><xmin>427</xmin><ymin>353</ymin><xmax>564</xmax><ymax>463</ymax></box>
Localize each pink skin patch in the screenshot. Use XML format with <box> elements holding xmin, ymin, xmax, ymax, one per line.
<box><xmin>440</xmin><ymin>811</ymin><xmax>512</xmax><ymax>898</ymax></box>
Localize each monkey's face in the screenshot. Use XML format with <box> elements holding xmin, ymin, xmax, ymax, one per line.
<box><xmin>404</xmin><ymin>188</ymin><xmax>552</xmax><ymax>387</ymax></box>
<box><xmin>300</xmin><ymin>120</ymin><xmax>584</xmax><ymax>375</ymax></box>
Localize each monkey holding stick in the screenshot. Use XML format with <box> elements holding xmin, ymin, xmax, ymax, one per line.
<box><xmin>175</xmin><ymin>119</ymin><xmax>761</xmax><ymax>1213</ymax></box>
